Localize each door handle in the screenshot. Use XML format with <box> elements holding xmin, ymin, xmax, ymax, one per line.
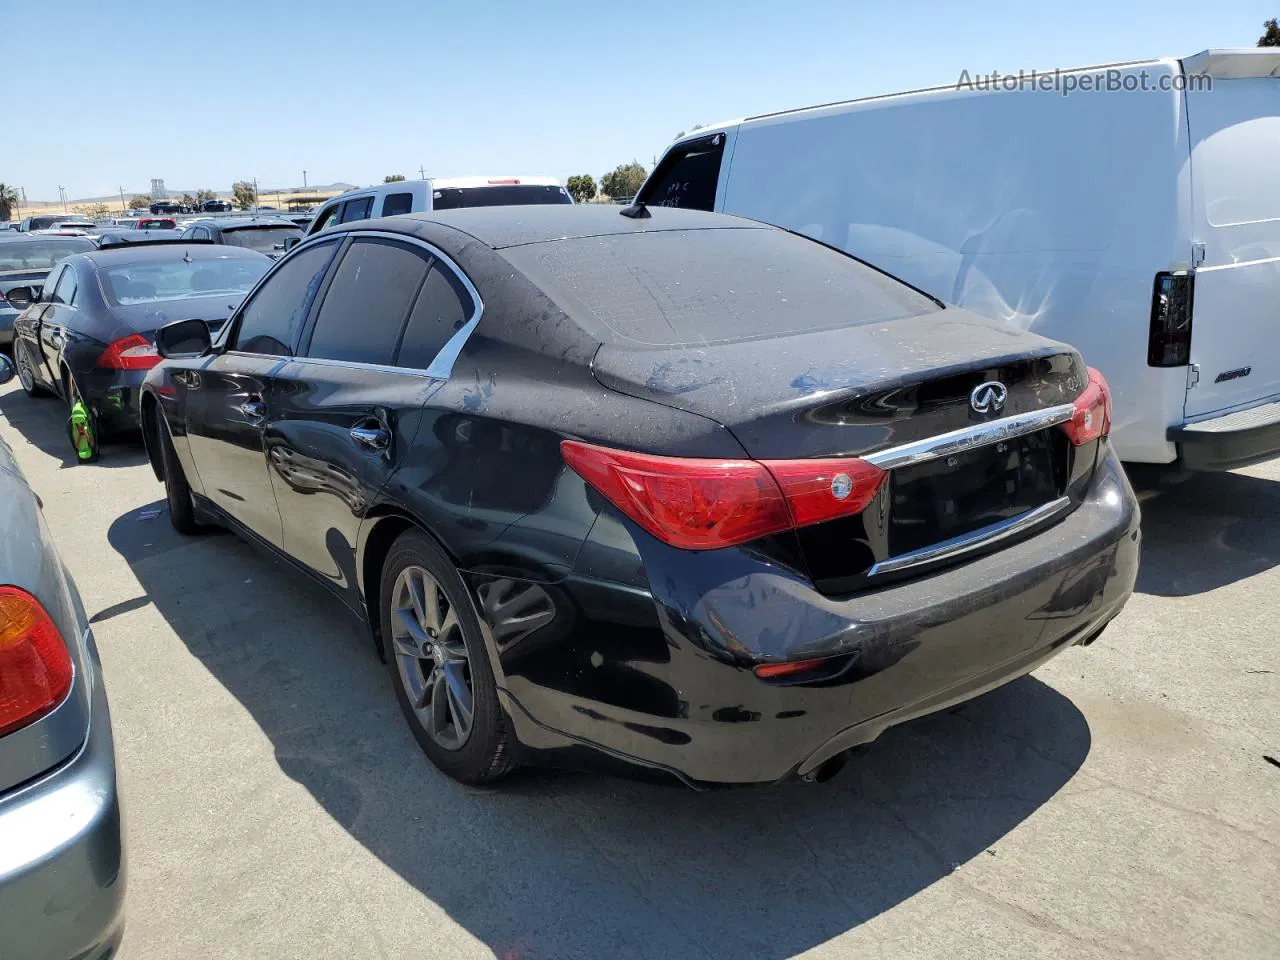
<box><xmin>349</xmin><ymin>425</ymin><xmax>391</xmax><ymax>451</ymax></box>
<box><xmin>239</xmin><ymin>399</ymin><xmax>267</xmax><ymax>421</ymax></box>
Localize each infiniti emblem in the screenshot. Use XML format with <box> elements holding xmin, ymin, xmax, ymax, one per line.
<box><xmin>969</xmin><ymin>380</ymin><xmax>1008</xmax><ymax>414</ymax></box>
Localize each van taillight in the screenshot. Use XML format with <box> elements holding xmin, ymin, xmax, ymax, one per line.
<box><xmin>1147</xmin><ymin>271</ymin><xmax>1194</xmax><ymax>367</ymax></box>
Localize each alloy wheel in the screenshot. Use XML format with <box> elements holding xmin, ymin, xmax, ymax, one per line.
<box><xmin>15</xmin><ymin>346</ymin><xmax>36</xmax><ymax>393</ymax></box>
<box><xmin>390</xmin><ymin>565</ymin><xmax>474</xmax><ymax>750</ymax></box>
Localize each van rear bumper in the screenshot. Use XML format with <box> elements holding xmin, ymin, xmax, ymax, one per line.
<box><xmin>1171</xmin><ymin>399</ymin><xmax>1280</xmax><ymax>471</ymax></box>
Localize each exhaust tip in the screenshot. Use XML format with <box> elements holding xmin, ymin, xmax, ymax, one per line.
<box><xmin>802</xmin><ymin>752</ymin><xmax>848</xmax><ymax>784</ymax></box>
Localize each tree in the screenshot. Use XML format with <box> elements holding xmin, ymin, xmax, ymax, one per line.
<box><xmin>0</xmin><ymin>183</ymin><xmax>18</xmax><ymax>222</ymax></box>
<box><xmin>129</xmin><ymin>194</ymin><xmax>152</xmax><ymax>211</ymax></box>
<box><xmin>232</xmin><ymin>181</ymin><xmax>256</xmax><ymax>210</ymax></box>
<box><xmin>73</xmin><ymin>202</ymin><xmax>112</xmax><ymax>219</ymax></box>
<box><xmin>566</xmin><ymin>174</ymin><xmax>597</xmax><ymax>203</ymax></box>
<box><xmin>600</xmin><ymin>162</ymin><xmax>647</xmax><ymax>201</ymax></box>
<box><xmin>196</xmin><ymin>189</ymin><xmax>217</xmax><ymax>202</ymax></box>
<box><xmin>1260</xmin><ymin>18</ymin><xmax>1280</xmax><ymax>45</ymax></box>
<box><xmin>180</xmin><ymin>193</ymin><xmax>197</xmax><ymax>208</ymax></box>
<box><xmin>384</xmin><ymin>174</ymin><xmax>406</xmax><ymax>183</ymax></box>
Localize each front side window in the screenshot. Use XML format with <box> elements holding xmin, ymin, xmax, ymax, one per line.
<box><xmin>306</xmin><ymin>238</ymin><xmax>431</xmax><ymax>365</ymax></box>
<box><xmin>396</xmin><ymin>263</ymin><xmax>474</xmax><ymax>370</ymax></box>
<box><xmin>229</xmin><ymin>242</ymin><xmax>337</xmax><ymax>356</ymax></box>
<box><xmin>311</xmin><ymin>203</ymin><xmax>342</xmax><ymax>233</ymax></box>
<box><xmin>51</xmin><ymin>265</ymin><xmax>78</xmax><ymax>305</ymax></box>
<box><xmin>636</xmin><ymin>133</ymin><xmax>726</xmax><ymax>211</ymax></box>
<box><xmin>340</xmin><ymin>196</ymin><xmax>374</xmax><ymax>223</ymax></box>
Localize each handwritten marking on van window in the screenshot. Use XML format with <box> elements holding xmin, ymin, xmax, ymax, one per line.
<box><xmin>956</xmin><ymin>69</ymin><xmax>1212</xmax><ymax>97</ymax></box>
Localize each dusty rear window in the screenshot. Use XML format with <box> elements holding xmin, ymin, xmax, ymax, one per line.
<box><xmin>499</xmin><ymin>227</ymin><xmax>938</xmax><ymax>347</ymax></box>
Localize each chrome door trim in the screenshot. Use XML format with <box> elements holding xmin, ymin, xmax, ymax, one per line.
<box><xmin>863</xmin><ymin>403</ymin><xmax>1076</xmax><ymax>471</ymax></box>
<box><xmin>868</xmin><ymin>495</ymin><xmax>1072</xmax><ymax>577</ymax></box>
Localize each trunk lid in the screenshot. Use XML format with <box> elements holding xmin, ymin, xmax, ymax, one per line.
<box><xmin>592</xmin><ymin>307</ymin><xmax>1085</xmax><ymax>459</ymax></box>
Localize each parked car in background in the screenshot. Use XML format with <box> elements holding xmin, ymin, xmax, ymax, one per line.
<box><xmin>140</xmin><ymin>206</ymin><xmax>1138</xmax><ymax>788</ymax></box>
<box><xmin>199</xmin><ymin>199</ymin><xmax>233</xmax><ymax>213</ymax></box>
<box><xmin>179</xmin><ymin>217</ymin><xmax>302</xmax><ymax>259</ymax></box>
<box><xmin>95</xmin><ymin>229</ymin><xmax>187</xmax><ymax>247</ymax></box>
<box><xmin>0</xmin><ymin>354</ymin><xmax>126</xmax><ymax>958</ymax></box>
<box><xmin>148</xmin><ymin>201</ymin><xmax>186</xmax><ymax>215</ymax></box>
<box><xmin>18</xmin><ymin>215</ymin><xmax>94</xmax><ymax>233</ymax></box>
<box><xmin>0</xmin><ymin>234</ymin><xmax>97</xmax><ymax>348</ymax></box>
<box><xmin>6</xmin><ymin>243</ymin><xmax>270</xmax><ymax>443</ymax></box>
<box><xmin>637</xmin><ymin>49</ymin><xmax>1280</xmax><ymax>473</ymax></box>
<box><xmin>300</xmin><ymin>176</ymin><xmax>572</xmax><ymax>238</ymax></box>
<box><xmin>135</xmin><ymin>217</ymin><xmax>176</xmax><ymax>230</ymax></box>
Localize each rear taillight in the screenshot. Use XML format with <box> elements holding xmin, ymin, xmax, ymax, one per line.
<box><xmin>98</xmin><ymin>333</ymin><xmax>160</xmax><ymax>370</ymax></box>
<box><xmin>0</xmin><ymin>586</ymin><xmax>73</xmax><ymax>737</ymax></box>
<box><xmin>1148</xmin><ymin>271</ymin><xmax>1194</xmax><ymax>367</ymax></box>
<box><xmin>561</xmin><ymin>440</ymin><xmax>886</xmax><ymax>550</ymax></box>
<box><xmin>1061</xmin><ymin>367</ymin><xmax>1112</xmax><ymax>446</ymax></box>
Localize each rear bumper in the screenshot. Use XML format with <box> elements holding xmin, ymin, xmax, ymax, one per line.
<box><xmin>0</xmin><ymin>643</ymin><xmax>126</xmax><ymax>960</ymax></box>
<box><xmin>498</xmin><ymin>447</ymin><xmax>1141</xmax><ymax>785</ymax></box>
<box><xmin>1171</xmin><ymin>399</ymin><xmax>1280</xmax><ymax>471</ymax></box>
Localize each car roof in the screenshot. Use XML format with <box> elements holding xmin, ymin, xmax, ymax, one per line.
<box><xmin>191</xmin><ymin>217</ymin><xmax>299</xmax><ymax>229</ymax></box>
<box><xmin>81</xmin><ymin>243</ymin><xmax>270</xmax><ymax>266</ymax></box>
<box><xmin>387</xmin><ymin>205</ymin><xmax>770</xmax><ymax>250</ymax></box>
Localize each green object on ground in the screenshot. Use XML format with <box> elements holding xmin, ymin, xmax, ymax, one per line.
<box><xmin>69</xmin><ymin>401</ymin><xmax>95</xmax><ymax>461</ymax></box>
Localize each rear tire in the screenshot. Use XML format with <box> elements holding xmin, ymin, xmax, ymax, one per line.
<box><xmin>379</xmin><ymin>529</ymin><xmax>515</xmax><ymax>785</ymax></box>
<box><xmin>154</xmin><ymin>409</ymin><xmax>200</xmax><ymax>535</ymax></box>
<box><xmin>14</xmin><ymin>342</ymin><xmax>49</xmax><ymax>398</ymax></box>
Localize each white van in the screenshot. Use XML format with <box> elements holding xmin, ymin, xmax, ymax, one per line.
<box><xmin>304</xmin><ymin>176</ymin><xmax>572</xmax><ymax>236</ymax></box>
<box><xmin>637</xmin><ymin>49</ymin><xmax>1280</xmax><ymax>470</ymax></box>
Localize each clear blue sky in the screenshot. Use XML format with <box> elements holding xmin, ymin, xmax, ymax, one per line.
<box><xmin>6</xmin><ymin>0</ymin><xmax>1274</xmax><ymax>202</ymax></box>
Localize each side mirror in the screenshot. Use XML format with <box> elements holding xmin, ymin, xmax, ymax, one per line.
<box><xmin>4</xmin><ymin>286</ymin><xmax>36</xmax><ymax>309</ymax></box>
<box><xmin>282</xmin><ymin>236</ymin><xmax>300</xmax><ymax>252</ymax></box>
<box><xmin>0</xmin><ymin>354</ymin><xmax>13</xmax><ymax>386</ymax></box>
<box><xmin>155</xmin><ymin>318</ymin><xmax>213</xmax><ymax>359</ymax></box>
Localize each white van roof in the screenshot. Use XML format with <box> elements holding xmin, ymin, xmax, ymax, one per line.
<box><xmin>429</xmin><ymin>175</ymin><xmax>562</xmax><ymax>189</ymax></box>
<box><xmin>671</xmin><ymin>49</ymin><xmax>1277</xmax><ymax>147</ymax></box>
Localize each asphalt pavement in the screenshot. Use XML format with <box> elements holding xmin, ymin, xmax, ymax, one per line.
<box><xmin>0</xmin><ymin>376</ymin><xmax>1275</xmax><ymax>960</ymax></box>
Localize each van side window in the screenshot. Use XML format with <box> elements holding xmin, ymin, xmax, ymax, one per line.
<box><xmin>311</xmin><ymin>203</ymin><xmax>342</xmax><ymax>233</ymax></box>
<box><xmin>340</xmin><ymin>196</ymin><xmax>374</xmax><ymax>223</ymax></box>
<box><xmin>638</xmin><ymin>133</ymin><xmax>726</xmax><ymax>211</ymax></box>
<box><xmin>381</xmin><ymin>192</ymin><xmax>414</xmax><ymax>217</ymax></box>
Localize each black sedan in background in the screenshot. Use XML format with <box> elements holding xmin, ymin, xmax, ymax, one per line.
<box><xmin>179</xmin><ymin>217</ymin><xmax>302</xmax><ymax>258</ymax></box>
<box><xmin>0</xmin><ymin>234</ymin><xmax>97</xmax><ymax>348</ymax></box>
<box><xmin>7</xmin><ymin>243</ymin><xmax>270</xmax><ymax>442</ymax></box>
<box><xmin>141</xmin><ymin>206</ymin><xmax>1139</xmax><ymax>787</ymax></box>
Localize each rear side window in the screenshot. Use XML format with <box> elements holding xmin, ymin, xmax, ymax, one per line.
<box><xmin>501</xmin><ymin>227</ymin><xmax>938</xmax><ymax>347</ymax></box>
<box><xmin>381</xmin><ymin>192</ymin><xmax>414</xmax><ymax>217</ymax></box>
<box><xmin>340</xmin><ymin>197</ymin><xmax>374</xmax><ymax>223</ymax></box>
<box><xmin>637</xmin><ymin>133</ymin><xmax>725</xmax><ymax>211</ymax></box>
<box><xmin>396</xmin><ymin>264</ymin><xmax>473</xmax><ymax>370</ymax></box>
<box><xmin>230</xmin><ymin>241</ymin><xmax>337</xmax><ymax>356</ymax></box>
<box><xmin>305</xmin><ymin>238</ymin><xmax>431</xmax><ymax>365</ymax></box>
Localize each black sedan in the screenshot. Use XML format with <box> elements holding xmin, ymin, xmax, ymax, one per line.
<box><xmin>7</xmin><ymin>243</ymin><xmax>270</xmax><ymax>444</ymax></box>
<box><xmin>0</xmin><ymin>233</ymin><xmax>97</xmax><ymax>348</ymax></box>
<box><xmin>179</xmin><ymin>217</ymin><xmax>302</xmax><ymax>258</ymax></box>
<box><xmin>140</xmin><ymin>206</ymin><xmax>1139</xmax><ymax>787</ymax></box>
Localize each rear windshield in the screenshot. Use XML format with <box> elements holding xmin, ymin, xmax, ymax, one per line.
<box><xmin>500</xmin><ymin>227</ymin><xmax>939</xmax><ymax>347</ymax></box>
<box><xmin>100</xmin><ymin>257</ymin><xmax>269</xmax><ymax>305</ymax></box>
<box><xmin>432</xmin><ymin>185</ymin><xmax>572</xmax><ymax>210</ymax></box>
<box><xmin>0</xmin><ymin>238</ymin><xmax>96</xmax><ymax>270</ymax></box>
<box><xmin>223</xmin><ymin>226</ymin><xmax>302</xmax><ymax>253</ymax></box>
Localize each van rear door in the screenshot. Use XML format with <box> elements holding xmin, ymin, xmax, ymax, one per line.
<box><xmin>1183</xmin><ymin>55</ymin><xmax>1280</xmax><ymax>419</ymax></box>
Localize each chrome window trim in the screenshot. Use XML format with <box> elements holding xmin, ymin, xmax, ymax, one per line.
<box><xmin>868</xmin><ymin>495</ymin><xmax>1072</xmax><ymax>577</ymax></box>
<box><xmin>222</xmin><ymin>229</ymin><xmax>484</xmax><ymax>379</ymax></box>
<box><xmin>863</xmin><ymin>403</ymin><xmax>1076</xmax><ymax>471</ymax></box>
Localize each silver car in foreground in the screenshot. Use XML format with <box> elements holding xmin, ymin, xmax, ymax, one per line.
<box><xmin>0</xmin><ymin>354</ymin><xmax>125</xmax><ymax>958</ymax></box>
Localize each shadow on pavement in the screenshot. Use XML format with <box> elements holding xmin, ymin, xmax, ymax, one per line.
<box><xmin>1134</xmin><ymin>470</ymin><xmax>1280</xmax><ymax>597</ymax></box>
<box><xmin>108</xmin><ymin>501</ymin><xmax>1091</xmax><ymax>960</ymax></box>
<box><xmin>0</xmin><ymin>385</ymin><xmax>148</xmax><ymax>470</ymax></box>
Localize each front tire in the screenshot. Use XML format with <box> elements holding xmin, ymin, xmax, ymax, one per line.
<box><xmin>14</xmin><ymin>342</ymin><xmax>49</xmax><ymax>398</ymax></box>
<box><xmin>154</xmin><ymin>409</ymin><xmax>200</xmax><ymax>534</ymax></box>
<box><xmin>380</xmin><ymin>529</ymin><xmax>514</xmax><ymax>785</ymax></box>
